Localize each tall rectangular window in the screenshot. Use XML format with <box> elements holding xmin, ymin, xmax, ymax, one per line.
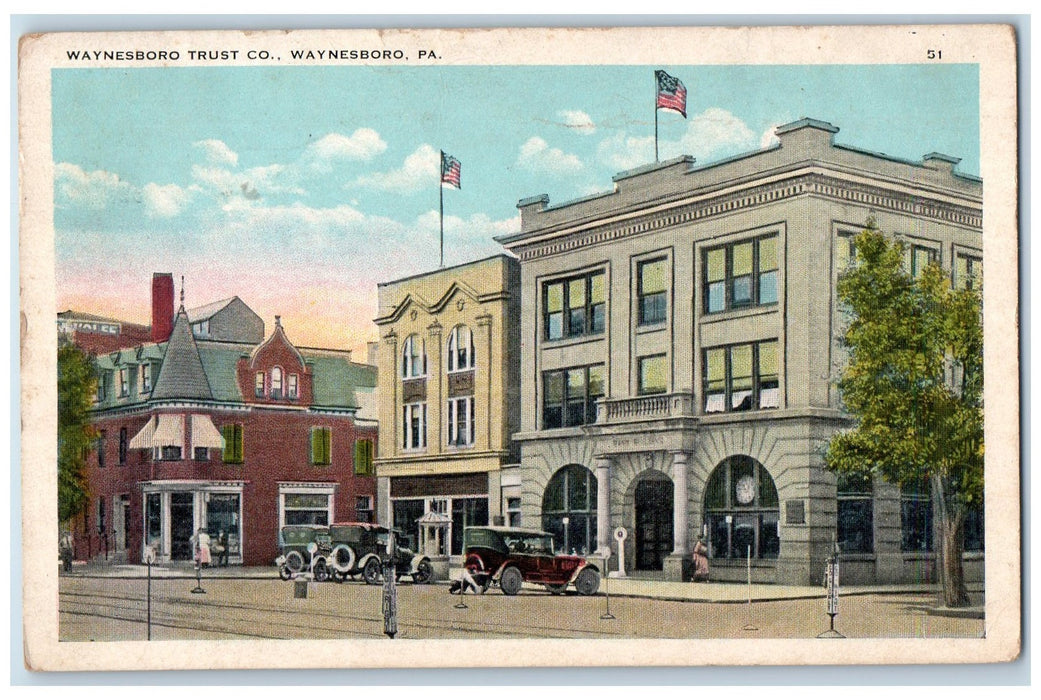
<box><xmin>96</xmin><ymin>372</ymin><xmax>108</xmax><ymax>402</ymax></box>
<box><xmin>447</xmin><ymin>396</ymin><xmax>475</xmax><ymax>447</ymax></box>
<box><xmin>638</xmin><ymin>354</ymin><xmax>667</xmax><ymax>395</ymax></box>
<box><xmin>543</xmin><ymin>270</ymin><xmax>605</xmax><ymax>340</ymax></box>
<box><xmin>956</xmin><ymin>253</ymin><xmax>983</xmax><ymax>290</ymax></box>
<box><xmin>542</xmin><ymin>364</ymin><xmax>604</xmax><ymax>429</ymax></box>
<box><xmin>118</xmin><ymin>427</ymin><xmax>128</xmax><ymax>465</ymax></box>
<box><xmin>908</xmin><ymin>244</ymin><xmax>938</xmax><ymax>278</ymax></box>
<box><xmin>139</xmin><ymin>363</ymin><xmax>152</xmax><ymax>393</ymax></box>
<box><xmin>637</xmin><ymin>258</ymin><xmax>668</xmax><ymax>325</ymax></box>
<box><xmin>702</xmin><ymin>340</ymin><xmax>779</xmax><ymax>413</ymax></box>
<box><xmin>703</xmin><ymin>234</ymin><xmax>779</xmax><ymax>313</ymax></box>
<box><xmin>254</xmin><ymin>372</ymin><xmax>264</xmax><ymax>398</ymax></box>
<box><xmin>356</xmin><ymin>495</ymin><xmax>374</xmax><ymax>523</ymax></box>
<box><xmin>403</xmin><ymin>402</ymin><xmax>427</xmax><ymax>449</ymax></box>
<box><xmin>118</xmin><ymin>368</ymin><xmax>129</xmax><ymax>397</ymax></box>
<box><xmin>97</xmin><ymin>430</ymin><xmax>107</xmax><ymax>468</ymax></box>
<box><xmin>221</xmin><ymin>424</ymin><xmax>244</xmax><ymax>464</ymax></box>
<box><xmin>354</xmin><ymin>438</ymin><xmax>375</xmax><ymax>475</ymax></box>
<box><xmin>837</xmin><ymin>472</ymin><xmax>874</xmax><ymax>554</ymax></box>
<box><xmin>287</xmin><ymin>374</ymin><xmax>299</xmax><ymax>399</ymax></box>
<box><xmin>310</xmin><ymin>426</ymin><xmax>332</xmax><ymax>465</ymax></box>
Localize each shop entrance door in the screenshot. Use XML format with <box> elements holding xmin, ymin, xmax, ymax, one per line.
<box><xmin>112</xmin><ymin>494</ymin><xmax>130</xmax><ymax>554</ymax></box>
<box><xmin>635</xmin><ymin>479</ymin><xmax>673</xmax><ymax>570</ymax></box>
<box><xmin>170</xmin><ymin>492</ymin><xmax>195</xmax><ymax>561</ymax></box>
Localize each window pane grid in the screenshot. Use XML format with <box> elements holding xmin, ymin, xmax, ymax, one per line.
<box><xmin>543</xmin><ymin>270</ymin><xmax>606</xmax><ymax>340</ymax></box>
<box><xmin>703</xmin><ymin>340</ymin><xmax>779</xmax><ymax>413</ymax></box>
<box><xmin>542</xmin><ymin>364</ymin><xmax>605</xmax><ymax>429</ymax></box>
<box><xmin>703</xmin><ymin>235</ymin><xmax>779</xmax><ymax>313</ymax></box>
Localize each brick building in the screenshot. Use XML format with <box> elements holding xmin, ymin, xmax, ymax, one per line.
<box><xmin>71</xmin><ymin>282</ymin><xmax>377</xmax><ymax>566</ymax></box>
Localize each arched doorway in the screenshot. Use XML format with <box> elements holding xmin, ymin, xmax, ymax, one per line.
<box><xmin>704</xmin><ymin>456</ymin><xmax>780</xmax><ymax>560</ymax></box>
<box><xmin>541</xmin><ymin>464</ymin><xmax>597</xmax><ymax>555</ymax></box>
<box><xmin>635</xmin><ymin>476</ymin><xmax>673</xmax><ymax>570</ymax></box>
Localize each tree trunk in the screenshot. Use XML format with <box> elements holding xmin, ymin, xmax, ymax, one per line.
<box><xmin>931</xmin><ymin>474</ymin><xmax>970</xmax><ymax>608</ymax></box>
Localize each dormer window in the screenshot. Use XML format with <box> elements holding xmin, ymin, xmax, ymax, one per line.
<box><xmin>287</xmin><ymin>373</ymin><xmax>299</xmax><ymax>400</ymax></box>
<box><xmin>192</xmin><ymin>319</ymin><xmax>210</xmax><ymax>338</ymax></box>
<box><xmin>118</xmin><ymin>368</ymin><xmax>129</xmax><ymax>397</ymax></box>
<box><xmin>271</xmin><ymin>367</ymin><xmax>283</xmax><ymax>399</ymax></box>
<box><xmin>139</xmin><ymin>363</ymin><xmax>152</xmax><ymax>393</ymax></box>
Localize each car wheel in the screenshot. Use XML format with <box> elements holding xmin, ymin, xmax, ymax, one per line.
<box><xmin>362</xmin><ymin>557</ymin><xmax>382</xmax><ymax>585</ymax></box>
<box><xmin>574</xmin><ymin>568</ymin><xmax>600</xmax><ymax>596</ymax></box>
<box><xmin>412</xmin><ymin>560</ymin><xmax>433</xmax><ymax>585</ymax></box>
<box><xmin>285</xmin><ymin>550</ymin><xmax>305</xmax><ymax>574</ymax></box>
<box><xmin>313</xmin><ymin>560</ymin><xmax>330</xmax><ymax>582</ymax></box>
<box><xmin>331</xmin><ymin>544</ymin><xmax>355</xmax><ymax>575</ymax></box>
<box><xmin>499</xmin><ymin>566</ymin><xmax>523</xmax><ymax>596</ymax></box>
<box><xmin>544</xmin><ymin>583</ymin><xmax>567</xmax><ymax>595</ymax></box>
<box><xmin>278</xmin><ymin>565</ymin><xmax>293</xmax><ymax>581</ymax></box>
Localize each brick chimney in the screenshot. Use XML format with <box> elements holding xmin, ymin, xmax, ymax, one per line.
<box><xmin>151</xmin><ymin>273</ymin><xmax>174</xmax><ymax>342</ymax></box>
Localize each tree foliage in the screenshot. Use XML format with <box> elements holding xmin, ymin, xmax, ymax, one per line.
<box><xmin>58</xmin><ymin>340</ymin><xmax>96</xmax><ymax>525</ymax></box>
<box><xmin>825</xmin><ymin>223</ymin><xmax>982</xmax><ymax>606</ymax></box>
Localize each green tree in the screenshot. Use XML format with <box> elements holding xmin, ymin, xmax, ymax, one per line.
<box><xmin>825</xmin><ymin>223</ymin><xmax>982</xmax><ymax>608</ymax></box>
<box><xmin>58</xmin><ymin>340</ymin><xmax>96</xmax><ymax>525</ymax></box>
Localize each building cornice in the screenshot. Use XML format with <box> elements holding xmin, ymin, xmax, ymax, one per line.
<box><xmin>503</xmin><ymin>167</ymin><xmax>982</xmax><ymax>262</ymax></box>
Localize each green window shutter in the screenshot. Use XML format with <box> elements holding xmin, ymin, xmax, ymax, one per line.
<box><xmin>234</xmin><ymin>425</ymin><xmax>244</xmax><ymax>463</ymax></box>
<box><xmin>323</xmin><ymin>428</ymin><xmax>331</xmax><ymax>465</ymax></box>
<box><xmin>310</xmin><ymin>428</ymin><xmax>320</xmax><ymax>465</ymax></box>
<box><xmin>312</xmin><ymin>427</ymin><xmax>331</xmax><ymax>465</ymax></box>
<box><xmin>354</xmin><ymin>439</ymin><xmax>374</xmax><ymax>475</ymax></box>
<box><xmin>222</xmin><ymin>425</ymin><xmax>233</xmax><ymax>462</ymax></box>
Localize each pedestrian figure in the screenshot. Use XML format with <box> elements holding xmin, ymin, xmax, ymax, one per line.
<box><xmin>214</xmin><ymin>530</ymin><xmax>229</xmax><ymax>567</ymax></box>
<box><xmin>449</xmin><ymin>566</ymin><xmax>485</xmax><ymax>594</ymax></box>
<box><xmin>193</xmin><ymin>528</ymin><xmax>212</xmax><ymax>568</ymax></box>
<box><xmin>692</xmin><ymin>535</ymin><xmax>710</xmax><ymax>582</ymax></box>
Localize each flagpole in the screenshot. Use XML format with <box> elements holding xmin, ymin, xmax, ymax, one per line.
<box><xmin>439</xmin><ymin>150</ymin><xmax>444</xmax><ymax>269</ymax></box>
<box><xmin>654</xmin><ymin>74</ymin><xmax>660</xmax><ymax>162</ymax></box>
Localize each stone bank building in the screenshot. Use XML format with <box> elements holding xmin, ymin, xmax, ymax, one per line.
<box><xmin>496</xmin><ymin>118</ymin><xmax>983</xmax><ymax>585</ymax></box>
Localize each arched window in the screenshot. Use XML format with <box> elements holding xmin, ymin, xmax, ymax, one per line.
<box><xmin>704</xmin><ymin>456</ymin><xmax>779</xmax><ymax>560</ymax></box>
<box><xmin>447</xmin><ymin>325</ymin><xmax>475</xmax><ymax>372</ymax></box>
<box><xmin>401</xmin><ymin>334</ymin><xmax>426</xmax><ymax>378</ymax></box>
<box><xmin>271</xmin><ymin>367</ymin><xmax>283</xmax><ymax>398</ymax></box>
<box><xmin>541</xmin><ymin>464</ymin><xmax>597</xmax><ymax>555</ymax></box>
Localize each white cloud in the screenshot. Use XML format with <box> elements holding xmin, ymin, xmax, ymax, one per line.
<box><xmin>596</xmin><ymin>132</ymin><xmax>655</xmax><ymax>172</ymax></box>
<box><xmin>669</xmin><ymin>108</ymin><xmax>759</xmax><ymax>162</ymax></box>
<box><xmin>143</xmin><ymin>182</ymin><xmax>190</xmax><ymax>218</ymax></box>
<box><xmin>558</xmin><ymin>110</ymin><xmax>596</xmax><ymax>135</ymax></box>
<box><xmin>193</xmin><ymin>139</ymin><xmax>239</xmax><ymax>167</ymax></box>
<box><xmin>516</xmin><ymin>136</ymin><xmax>584</xmax><ymax>175</ymax></box>
<box><xmin>350</xmin><ymin>144</ymin><xmax>439</xmax><ymax>194</ymax></box>
<box><xmin>304</xmin><ymin>129</ymin><xmax>387</xmax><ymax>165</ymax></box>
<box><xmin>54</xmin><ymin>162</ymin><xmax>135</xmax><ymax>210</ymax></box>
<box><xmin>760</xmin><ymin>123</ymin><xmax>782</xmax><ymax>150</ymax></box>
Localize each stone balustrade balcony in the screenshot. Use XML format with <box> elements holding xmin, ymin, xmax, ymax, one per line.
<box><xmin>596</xmin><ymin>392</ymin><xmax>695</xmax><ymax>424</ymax></box>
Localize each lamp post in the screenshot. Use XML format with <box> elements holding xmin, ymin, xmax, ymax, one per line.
<box><xmin>562</xmin><ymin>517</ymin><xmax>570</xmax><ymax>554</ymax></box>
<box><xmin>144</xmin><ymin>546</ymin><xmax>155</xmax><ymax>640</ymax></box>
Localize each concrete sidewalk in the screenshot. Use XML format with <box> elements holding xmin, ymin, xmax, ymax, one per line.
<box><xmin>60</xmin><ymin>560</ymin><xmax>974</xmax><ymax>605</ymax></box>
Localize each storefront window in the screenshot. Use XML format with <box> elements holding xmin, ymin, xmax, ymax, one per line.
<box><xmin>704</xmin><ymin>456</ymin><xmax>780</xmax><ymax>559</ymax></box>
<box><xmin>283</xmin><ymin>492</ymin><xmax>330</xmax><ymax>526</ymax></box>
<box><xmin>451</xmin><ymin>498</ymin><xmax>489</xmax><ymax>555</ymax></box>
<box><xmin>206</xmin><ymin>493</ymin><xmax>241</xmax><ymax>557</ymax></box>
<box><xmin>145</xmin><ymin>493</ymin><xmax>162</xmax><ymax>554</ymax></box>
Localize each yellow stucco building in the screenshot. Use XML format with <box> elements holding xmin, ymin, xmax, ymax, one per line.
<box><xmin>373</xmin><ymin>254</ymin><xmax>521</xmax><ymax>557</ymax></box>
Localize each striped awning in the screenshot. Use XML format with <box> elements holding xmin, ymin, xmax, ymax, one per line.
<box><xmin>128</xmin><ymin>417</ymin><xmax>156</xmax><ymax>449</ymax></box>
<box><xmin>153</xmin><ymin>414</ymin><xmax>184</xmax><ymax>448</ymax></box>
<box><xmin>191</xmin><ymin>414</ymin><xmax>225</xmax><ymax>449</ymax></box>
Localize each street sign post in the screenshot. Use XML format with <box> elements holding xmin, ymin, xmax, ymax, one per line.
<box><xmin>817</xmin><ymin>545</ymin><xmax>845</xmax><ymax>638</ymax></box>
<box><xmin>613</xmin><ymin>526</ymin><xmax>628</xmax><ymax>578</ymax></box>
<box><xmin>382</xmin><ymin>530</ymin><xmax>398</xmax><ymax>639</ymax></box>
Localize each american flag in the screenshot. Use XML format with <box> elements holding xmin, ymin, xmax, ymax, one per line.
<box><xmin>441</xmin><ymin>152</ymin><xmax>461</xmax><ymax>189</ymax></box>
<box><xmin>655</xmin><ymin>70</ymin><xmax>687</xmax><ymax>118</ymax></box>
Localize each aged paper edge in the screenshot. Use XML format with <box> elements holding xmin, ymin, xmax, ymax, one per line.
<box><xmin>17</xmin><ymin>24</ymin><xmax>1020</xmax><ymax>671</ymax></box>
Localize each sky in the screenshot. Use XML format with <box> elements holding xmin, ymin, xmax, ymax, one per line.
<box><xmin>52</xmin><ymin>63</ymin><xmax>980</xmax><ymax>356</ymax></box>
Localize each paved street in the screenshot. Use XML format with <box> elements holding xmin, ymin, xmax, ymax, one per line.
<box><xmin>59</xmin><ymin>568</ymin><xmax>985</xmax><ymax>642</ymax></box>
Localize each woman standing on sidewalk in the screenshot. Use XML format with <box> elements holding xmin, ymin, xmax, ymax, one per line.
<box><xmin>692</xmin><ymin>535</ymin><xmax>709</xmax><ymax>582</ymax></box>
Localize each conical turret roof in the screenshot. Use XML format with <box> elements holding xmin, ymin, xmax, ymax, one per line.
<box><xmin>150</xmin><ymin>306</ymin><xmax>213</xmax><ymax>401</ymax></box>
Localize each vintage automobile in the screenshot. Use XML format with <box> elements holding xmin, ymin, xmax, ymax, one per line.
<box><xmin>462</xmin><ymin>526</ymin><xmax>601</xmax><ymax>596</ymax></box>
<box><xmin>327</xmin><ymin>522</ymin><xmax>433</xmax><ymax>585</ymax></box>
<box><xmin>275</xmin><ymin>525</ymin><xmax>333</xmax><ymax>581</ymax></box>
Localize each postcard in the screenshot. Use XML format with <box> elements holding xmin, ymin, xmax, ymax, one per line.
<box><xmin>18</xmin><ymin>24</ymin><xmax>1019</xmax><ymax>670</ymax></box>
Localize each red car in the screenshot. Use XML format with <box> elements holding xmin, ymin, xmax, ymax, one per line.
<box><xmin>462</xmin><ymin>526</ymin><xmax>601</xmax><ymax>596</ymax></box>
